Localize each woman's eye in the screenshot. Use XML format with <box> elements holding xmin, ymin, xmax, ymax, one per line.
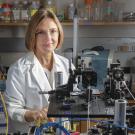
<box><xmin>36</xmin><ymin>29</ymin><xmax>58</xmax><ymax>37</ymax></box>
<box><xmin>50</xmin><ymin>29</ymin><xmax>58</xmax><ymax>34</ymax></box>
<box><xmin>36</xmin><ymin>31</ymin><xmax>44</xmax><ymax>35</ymax></box>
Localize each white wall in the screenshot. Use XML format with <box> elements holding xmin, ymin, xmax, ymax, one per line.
<box><xmin>62</xmin><ymin>25</ymin><xmax>135</xmax><ymax>67</ymax></box>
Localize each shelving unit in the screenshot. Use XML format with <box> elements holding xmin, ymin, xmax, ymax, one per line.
<box><xmin>0</xmin><ymin>22</ymin><xmax>28</xmax><ymax>26</ymax></box>
<box><xmin>79</xmin><ymin>21</ymin><xmax>135</xmax><ymax>26</ymax></box>
<box><xmin>1</xmin><ymin>21</ymin><xmax>135</xmax><ymax>26</ymax></box>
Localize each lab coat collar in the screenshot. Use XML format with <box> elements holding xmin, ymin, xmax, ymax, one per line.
<box><xmin>24</xmin><ymin>51</ymin><xmax>64</xmax><ymax>92</ymax></box>
<box><xmin>24</xmin><ymin>51</ymin><xmax>35</xmax><ymax>65</ymax></box>
<box><xmin>24</xmin><ymin>52</ymin><xmax>52</xmax><ymax>92</ymax></box>
<box><xmin>24</xmin><ymin>51</ymin><xmax>61</xmax><ymax>68</ymax></box>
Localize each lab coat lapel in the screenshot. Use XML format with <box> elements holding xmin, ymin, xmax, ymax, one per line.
<box><xmin>31</xmin><ymin>55</ymin><xmax>52</xmax><ymax>92</ymax></box>
<box><xmin>53</xmin><ymin>53</ymin><xmax>69</xmax><ymax>85</ymax></box>
<box><xmin>53</xmin><ymin>53</ymin><xmax>64</xmax><ymax>72</ymax></box>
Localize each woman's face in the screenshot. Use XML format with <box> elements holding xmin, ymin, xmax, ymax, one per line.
<box><xmin>35</xmin><ymin>18</ymin><xmax>59</xmax><ymax>54</ymax></box>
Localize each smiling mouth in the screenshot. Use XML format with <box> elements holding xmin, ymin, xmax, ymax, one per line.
<box><xmin>44</xmin><ymin>43</ymin><xmax>53</xmax><ymax>46</ymax></box>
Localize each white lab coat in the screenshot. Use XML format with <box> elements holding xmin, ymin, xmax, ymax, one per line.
<box><xmin>5</xmin><ymin>51</ymin><xmax>74</xmax><ymax>133</ymax></box>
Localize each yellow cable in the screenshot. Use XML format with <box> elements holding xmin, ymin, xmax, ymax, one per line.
<box><xmin>34</xmin><ymin>119</ymin><xmax>47</xmax><ymax>127</ymax></box>
<box><xmin>34</xmin><ymin>119</ymin><xmax>41</xmax><ymax>127</ymax></box>
<box><xmin>0</xmin><ymin>92</ymin><xmax>8</xmax><ymax>135</ymax></box>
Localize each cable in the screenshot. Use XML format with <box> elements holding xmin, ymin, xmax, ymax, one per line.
<box><xmin>34</xmin><ymin>122</ymin><xmax>70</xmax><ymax>135</ymax></box>
<box><xmin>0</xmin><ymin>92</ymin><xmax>8</xmax><ymax>135</ymax></box>
<box><xmin>122</xmin><ymin>81</ymin><xmax>135</xmax><ymax>100</ymax></box>
<box><xmin>87</xmin><ymin>87</ymin><xmax>91</xmax><ymax>133</ymax></box>
<box><xmin>32</xmin><ymin>117</ymin><xmax>135</xmax><ymax>135</ymax></box>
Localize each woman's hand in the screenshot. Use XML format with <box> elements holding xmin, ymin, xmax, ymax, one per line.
<box><xmin>24</xmin><ymin>107</ymin><xmax>55</xmax><ymax>123</ymax></box>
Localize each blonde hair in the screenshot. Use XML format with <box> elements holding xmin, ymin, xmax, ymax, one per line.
<box><xmin>25</xmin><ymin>9</ymin><xmax>64</xmax><ymax>51</ymax></box>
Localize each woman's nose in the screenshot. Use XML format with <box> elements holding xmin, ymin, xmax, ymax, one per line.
<box><xmin>45</xmin><ymin>32</ymin><xmax>52</xmax><ymax>42</ymax></box>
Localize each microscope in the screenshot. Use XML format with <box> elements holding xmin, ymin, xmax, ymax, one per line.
<box><xmin>104</xmin><ymin>62</ymin><xmax>127</xmax><ymax>105</ymax></box>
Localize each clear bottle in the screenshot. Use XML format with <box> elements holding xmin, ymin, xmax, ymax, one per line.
<box><xmin>103</xmin><ymin>0</ymin><xmax>114</xmax><ymax>22</ymax></box>
<box><xmin>45</xmin><ymin>0</ymin><xmax>56</xmax><ymax>14</ymax></box>
<box><xmin>0</xmin><ymin>0</ymin><xmax>4</xmax><ymax>21</ymax></box>
<box><xmin>2</xmin><ymin>2</ymin><xmax>12</xmax><ymax>22</ymax></box>
<box><xmin>30</xmin><ymin>0</ymin><xmax>39</xmax><ymax>18</ymax></box>
<box><xmin>84</xmin><ymin>0</ymin><xmax>93</xmax><ymax>21</ymax></box>
<box><xmin>92</xmin><ymin>0</ymin><xmax>103</xmax><ymax>22</ymax></box>
<box><xmin>12</xmin><ymin>0</ymin><xmax>21</xmax><ymax>22</ymax></box>
<box><xmin>20</xmin><ymin>0</ymin><xmax>29</xmax><ymax>22</ymax></box>
<box><xmin>68</xmin><ymin>3</ymin><xmax>74</xmax><ymax>20</ymax></box>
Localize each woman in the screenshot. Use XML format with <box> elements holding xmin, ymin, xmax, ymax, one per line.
<box><xmin>5</xmin><ymin>9</ymin><xmax>74</xmax><ymax>134</ymax></box>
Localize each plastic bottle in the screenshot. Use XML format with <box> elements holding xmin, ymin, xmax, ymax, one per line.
<box><xmin>92</xmin><ymin>0</ymin><xmax>99</xmax><ymax>21</ymax></box>
<box><xmin>103</xmin><ymin>0</ymin><xmax>114</xmax><ymax>22</ymax></box>
<box><xmin>30</xmin><ymin>0</ymin><xmax>39</xmax><ymax>18</ymax></box>
<box><xmin>12</xmin><ymin>0</ymin><xmax>21</xmax><ymax>22</ymax></box>
<box><xmin>2</xmin><ymin>2</ymin><xmax>12</xmax><ymax>22</ymax></box>
<box><xmin>84</xmin><ymin>0</ymin><xmax>93</xmax><ymax>21</ymax></box>
<box><xmin>0</xmin><ymin>0</ymin><xmax>4</xmax><ymax>21</ymax></box>
<box><xmin>68</xmin><ymin>3</ymin><xmax>74</xmax><ymax>20</ymax></box>
<box><xmin>20</xmin><ymin>0</ymin><xmax>29</xmax><ymax>22</ymax></box>
<box><xmin>45</xmin><ymin>0</ymin><xmax>56</xmax><ymax>14</ymax></box>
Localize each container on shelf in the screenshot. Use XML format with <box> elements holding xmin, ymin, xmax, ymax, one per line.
<box><xmin>117</xmin><ymin>45</ymin><xmax>129</xmax><ymax>52</ymax></box>
<box><xmin>2</xmin><ymin>3</ymin><xmax>12</xmax><ymax>22</ymax></box>
<box><xmin>67</xmin><ymin>2</ymin><xmax>75</xmax><ymax>20</ymax></box>
<box><xmin>103</xmin><ymin>0</ymin><xmax>114</xmax><ymax>22</ymax></box>
<box><xmin>84</xmin><ymin>0</ymin><xmax>93</xmax><ymax>21</ymax></box>
<box><xmin>30</xmin><ymin>0</ymin><xmax>40</xmax><ymax>18</ymax></box>
<box><xmin>0</xmin><ymin>0</ymin><xmax>4</xmax><ymax>21</ymax></box>
<box><xmin>92</xmin><ymin>0</ymin><xmax>103</xmax><ymax>22</ymax></box>
<box><xmin>123</xmin><ymin>12</ymin><xmax>135</xmax><ymax>22</ymax></box>
<box><xmin>11</xmin><ymin>0</ymin><xmax>21</xmax><ymax>22</ymax></box>
<box><xmin>113</xmin><ymin>1</ymin><xmax>125</xmax><ymax>22</ymax></box>
<box><xmin>57</xmin><ymin>9</ymin><xmax>64</xmax><ymax>22</ymax></box>
<box><xmin>20</xmin><ymin>0</ymin><xmax>30</xmax><ymax>22</ymax></box>
<box><xmin>45</xmin><ymin>0</ymin><xmax>57</xmax><ymax>14</ymax></box>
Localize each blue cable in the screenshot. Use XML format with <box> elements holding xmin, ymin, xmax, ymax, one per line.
<box><xmin>34</xmin><ymin>122</ymin><xmax>70</xmax><ymax>135</ymax></box>
<box><xmin>34</xmin><ymin>118</ymin><xmax>135</xmax><ymax>134</ymax></box>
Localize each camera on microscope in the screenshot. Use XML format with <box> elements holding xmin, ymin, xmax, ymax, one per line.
<box><xmin>81</xmin><ymin>68</ymin><xmax>97</xmax><ymax>89</ymax></box>
<box><xmin>110</xmin><ymin>63</ymin><xmax>124</xmax><ymax>81</ymax></box>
